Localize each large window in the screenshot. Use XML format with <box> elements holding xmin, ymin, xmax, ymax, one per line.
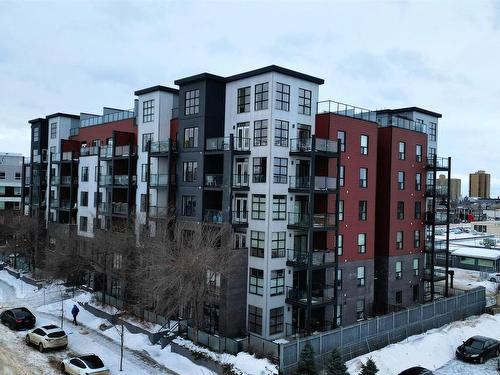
<box><xmin>429</xmin><ymin>122</ymin><xmax>437</xmax><ymax>142</ymax></box>
<box><xmin>358</xmin><ymin>233</ymin><xmax>366</xmax><ymax>254</ymax></box>
<box><xmin>275</xmin><ymin>82</ymin><xmax>290</xmax><ymax>111</ymax></box>
<box><xmin>359</xmin><ymin>200</ymin><xmax>367</xmax><ymax>221</ymax></box>
<box><xmin>253</xmin><ymin>120</ymin><xmax>268</xmax><ymax>146</ymax></box>
<box><xmin>33</xmin><ymin>127</ymin><xmax>39</xmax><ymax>142</ymax></box>
<box><xmin>397</xmin><ymin>171</ymin><xmax>405</xmax><ymax>190</ymax></box>
<box><xmin>79</xmin><ymin>216</ymin><xmax>88</xmax><ymax>232</ymax></box>
<box><xmin>339</xmin><ymin>166</ymin><xmax>345</xmax><ymax>186</ymax></box>
<box><xmin>80</xmin><ymin>191</ymin><xmax>88</xmax><ymax>207</ymax></box>
<box><xmin>338</xmin><ymin>200</ymin><xmax>344</xmax><ymax>221</ymax></box>
<box><xmin>184</xmin><ymin>89</ymin><xmax>200</xmax><ymax>115</ymax></box>
<box><xmin>397</xmin><ymin>201</ymin><xmax>405</xmax><ymax>220</ymax></box>
<box><xmin>251</xmin><ymin>194</ymin><xmax>266</xmax><ymax>220</ymax></box>
<box><xmin>254</xmin><ymin>82</ymin><xmax>269</xmax><ymax>111</ymax></box>
<box><xmin>360</xmin><ymin>135</ymin><xmax>369</xmax><ymax>155</ymax></box>
<box><xmin>298</xmin><ymin>88</ymin><xmax>311</xmax><ymax>115</ymax></box>
<box><xmin>399</xmin><ymin>142</ymin><xmax>406</xmax><ymax>160</ymax></box>
<box><xmin>142</xmin><ymin>132</ymin><xmax>153</xmax><ymax>152</ymax></box>
<box><xmin>396</xmin><ymin>231</ymin><xmax>404</xmax><ymax>249</ymax></box>
<box><xmin>141</xmin><ymin>164</ymin><xmax>149</xmax><ymax>182</ymax></box>
<box><xmin>271</xmin><ymin>232</ymin><xmax>286</xmax><ymax>258</ymax></box>
<box><xmin>143</xmin><ymin>99</ymin><xmax>154</xmax><ymax>122</ymax></box>
<box><xmin>359</xmin><ymin>168</ymin><xmax>368</xmax><ymax>188</ymax></box>
<box><xmin>395</xmin><ymin>261</ymin><xmax>402</xmax><ymax>279</ymax></box>
<box><xmin>272</xmin><ymin>195</ymin><xmax>286</xmax><ymax>220</ymax></box>
<box><xmin>251</xmin><ymin>231</ymin><xmax>265</xmax><ymax>258</ymax></box>
<box><xmin>81</xmin><ymin>167</ymin><xmax>89</xmax><ymax>182</ymax></box>
<box><xmin>338</xmin><ymin>131</ymin><xmax>346</xmax><ymax>152</ymax></box>
<box><xmin>253</xmin><ymin>157</ymin><xmax>267</xmax><ymax>183</ymax></box>
<box><xmin>269</xmin><ymin>307</ymin><xmax>284</xmax><ymax>335</ymax></box>
<box><xmin>414</xmin><ymin>230</ymin><xmax>421</xmax><ymax>247</ymax></box>
<box><xmin>182</xmin><ymin>195</ymin><xmax>196</xmax><ymax>216</ymax></box>
<box><xmin>337</xmin><ymin>234</ymin><xmax>343</xmax><ymax>256</ymax></box>
<box><xmin>337</xmin><ymin>268</ymin><xmax>343</xmax><ymax>289</ymax></box>
<box><xmin>248</xmin><ymin>305</ymin><xmax>262</xmax><ymax>334</ymax></box>
<box><xmin>249</xmin><ymin>268</ymin><xmax>264</xmax><ymax>295</ymax></box>
<box><xmin>413</xmin><ymin>258</ymin><xmax>419</xmax><ymax>276</ymax></box>
<box><xmin>50</xmin><ymin>122</ymin><xmax>57</xmax><ymax>139</ymax></box>
<box><xmin>270</xmin><ymin>269</ymin><xmax>285</xmax><ymax>296</ymax></box>
<box><xmin>415</xmin><ymin>173</ymin><xmax>422</xmax><ymax>191</ymax></box>
<box><xmin>183</xmin><ymin>161</ymin><xmax>198</xmax><ymax>182</ymax></box>
<box><xmin>356</xmin><ymin>299</ymin><xmax>365</xmax><ymax>321</ymax></box>
<box><xmin>357</xmin><ymin>266</ymin><xmax>365</xmax><ymax>286</ymax></box>
<box><xmin>273</xmin><ymin>157</ymin><xmax>287</xmax><ymax>184</ymax></box>
<box><xmin>415</xmin><ymin>201</ymin><xmax>422</xmax><ymax>219</ymax></box>
<box><xmin>416</xmin><ymin>144</ymin><xmax>422</xmax><ymax>162</ymax></box>
<box><xmin>274</xmin><ymin>120</ymin><xmax>289</xmax><ymax>147</ymax></box>
<box><xmin>184</xmin><ymin>127</ymin><xmax>199</xmax><ymax>148</ymax></box>
<box><xmin>237</xmin><ymin>86</ymin><xmax>251</xmax><ymax>113</ymax></box>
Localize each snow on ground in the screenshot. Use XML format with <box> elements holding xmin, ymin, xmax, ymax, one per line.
<box><xmin>347</xmin><ymin>313</ymin><xmax>500</xmax><ymax>375</ymax></box>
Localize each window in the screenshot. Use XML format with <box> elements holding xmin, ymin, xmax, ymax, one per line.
<box><xmin>273</xmin><ymin>157</ymin><xmax>287</xmax><ymax>184</ymax></box>
<box><xmin>429</xmin><ymin>122</ymin><xmax>437</xmax><ymax>142</ymax></box>
<box><xmin>357</xmin><ymin>266</ymin><xmax>365</xmax><ymax>286</ymax></box>
<box><xmin>399</xmin><ymin>142</ymin><xmax>406</xmax><ymax>160</ymax></box>
<box><xmin>143</xmin><ymin>99</ymin><xmax>154</xmax><ymax>122</ymax></box>
<box><xmin>416</xmin><ymin>144</ymin><xmax>422</xmax><ymax>162</ymax></box>
<box><xmin>360</xmin><ymin>135</ymin><xmax>369</xmax><ymax>155</ymax></box>
<box><xmin>253</xmin><ymin>120</ymin><xmax>268</xmax><ymax>146</ymax></box>
<box><xmin>274</xmin><ymin>120</ymin><xmax>289</xmax><ymax>147</ymax></box>
<box><xmin>184</xmin><ymin>89</ymin><xmax>200</xmax><ymax>115</ymax></box>
<box><xmin>94</xmin><ymin>192</ymin><xmax>102</xmax><ymax>208</ymax></box>
<box><xmin>414</xmin><ymin>230</ymin><xmax>421</xmax><ymax>247</ymax></box>
<box><xmin>271</xmin><ymin>232</ymin><xmax>286</xmax><ymax>258</ymax></box>
<box><xmin>251</xmin><ymin>194</ymin><xmax>266</xmax><ymax>220</ymax></box>
<box><xmin>0</xmin><ymin>186</ymin><xmax>5</xmax><ymax>194</ymax></box>
<box><xmin>395</xmin><ymin>261</ymin><xmax>402</xmax><ymax>279</ymax></box>
<box><xmin>181</xmin><ymin>195</ymin><xmax>196</xmax><ymax>216</ymax></box>
<box><xmin>356</xmin><ymin>299</ymin><xmax>365</xmax><ymax>321</ymax></box>
<box><xmin>80</xmin><ymin>191</ymin><xmax>88</xmax><ymax>207</ymax></box>
<box><xmin>253</xmin><ymin>157</ymin><xmax>266</xmax><ymax>183</ymax></box>
<box><xmin>413</xmin><ymin>285</ymin><xmax>419</xmax><ymax>302</ymax></box>
<box><xmin>359</xmin><ymin>168</ymin><xmax>368</xmax><ymax>188</ymax></box>
<box><xmin>336</xmin><ymin>304</ymin><xmax>342</xmax><ymax>326</ymax></box>
<box><xmin>140</xmin><ymin>194</ymin><xmax>147</xmax><ymax>212</ymax></box>
<box><xmin>337</xmin><ymin>131</ymin><xmax>346</xmax><ymax>152</ymax></box>
<box><xmin>358</xmin><ymin>233</ymin><xmax>366</xmax><ymax>253</ymax></box>
<box><xmin>275</xmin><ymin>82</ymin><xmax>290</xmax><ymax>111</ymax></box>
<box><xmin>338</xmin><ymin>200</ymin><xmax>344</xmax><ymax>221</ymax></box>
<box><xmin>298</xmin><ymin>88</ymin><xmax>311</xmax><ymax>115</ymax></box>
<box><xmin>15</xmin><ymin>172</ymin><xmax>21</xmax><ymax>180</ymax></box>
<box><xmin>359</xmin><ymin>201</ymin><xmax>367</xmax><ymax>221</ymax></box>
<box><xmin>395</xmin><ymin>291</ymin><xmax>402</xmax><ymax>305</ymax></box>
<box><xmin>237</xmin><ymin>86</ymin><xmax>250</xmax><ymax>113</ymax></box>
<box><xmin>250</xmin><ymin>231</ymin><xmax>265</xmax><ymax>257</ymax></box>
<box><xmin>415</xmin><ymin>202</ymin><xmax>422</xmax><ymax>219</ymax></box>
<box><xmin>337</xmin><ymin>268</ymin><xmax>343</xmax><ymax>289</ymax></box>
<box><xmin>249</xmin><ymin>268</ymin><xmax>264</xmax><ymax>295</ymax></box>
<box><xmin>254</xmin><ymin>82</ymin><xmax>269</xmax><ymax>110</ymax></box>
<box><xmin>396</xmin><ymin>231</ymin><xmax>404</xmax><ymax>249</ymax></box>
<box><xmin>429</xmin><ymin>147</ymin><xmax>436</xmax><ymax>158</ymax></box>
<box><xmin>270</xmin><ymin>270</ymin><xmax>285</xmax><ymax>296</ymax></box>
<box><xmin>81</xmin><ymin>167</ymin><xmax>88</xmax><ymax>182</ymax></box>
<box><xmin>272</xmin><ymin>195</ymin><xmax>286</xmax><ymax>220</ymax></box>
<box><xmin>337</xmin><ymin>234</ymin><xmax>343</xmax><ymax>256</ymax></box>
<box><xmin>269</xmin><ymin>307</ymin><xmax>284</xmax><ymax>335</ymax></box>
<box><xmin>413</xmin><ymin>258</ymin><xmax>419</xmax><ymax>276</ymax></box>
<box><xmin>415</xmin><ymin>173</ymin><xmax>422</xmax><ymax>191</ymax></box>
<box><xmin>184</xmin><ymin>127</ymin><xmax>199</xmax><ymax>148</ymax></box>
<box><xmin>141</xmin><ymin>164</ymin><xmax>149</xmax><ymax>182</ymax></box>
<box><xmin>142</xmin><ymin>132</ymin><xmax>153</xmax><ymax>152</ymax></box>
<box><xmin>397</xmin><ymin>171</ymin><xmax>405</xmax><ymax>190</ymax></box>
<box><xmin>339</xmin><ymin>166</ymin><xmax>345</xmax><ymax>187</ymax></box>
<box><xmin>33</xmin><ymin>127</ymin><xmax>39</xmax><ymax>142</ymax></box>
<box><xmin>397</xmin><ymin>201</ymin><xmax>405</xmax><ymax>220</ymax></box>
<box><xmin>50</xmin><ymin>122</ymin><xmax>57</xmax><ymax>139</ymax></box>
<box><xmin>79</xmin><ymin>216</ymin><xmax>88</xmax><ymax>232</ymax></box>
<box><xmin>248</xmin><ymin>305</ymin><xmax>262</xmax><ymax>335</ymax></box>
<box><xmin>14</xmin><ymin>187</ymin><xmax>21</xmax><ymax>195</ymax></box>
<box><xmin>183</xmin><ymin>161</ymin><xmax>198</xmax><ymax>182</ymax></box>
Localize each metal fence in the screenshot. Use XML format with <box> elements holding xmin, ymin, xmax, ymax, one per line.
<box><xmin>186</xmin><ymin>326</ymin><xmax>243</xmax><ymax>355</ymax></box>
<box><xmin>279</xmin><ymin>287</ymin><xmax>486</xmax><ymax>374</ymax></box>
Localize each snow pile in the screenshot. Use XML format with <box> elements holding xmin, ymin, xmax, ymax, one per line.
<box><xmin>347</xmin><ymin>313</ymin><xmax>500</xmax><ymax>375</ymax></box>
<box><xmin>0</xmin><ymin>270</ymin><xmax>39</xmax><ymax>299</ymax></box>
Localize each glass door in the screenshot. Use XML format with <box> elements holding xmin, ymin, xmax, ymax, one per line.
<box><xmin>236</xmin><ymin>123</ymin><xmax>250</xmax><ymax>151</ymax></box>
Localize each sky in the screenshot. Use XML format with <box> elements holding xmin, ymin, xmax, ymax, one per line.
<box><xmin>0</xmin><ymin>0</ymin><xmax>499</xmax><ymax>197</ymax></box>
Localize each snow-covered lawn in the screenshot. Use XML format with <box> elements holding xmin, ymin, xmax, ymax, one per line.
<box><xmin>347</xmin><ymin>313</ymin><xmax>500</xmax><ymax>375</ymax></box>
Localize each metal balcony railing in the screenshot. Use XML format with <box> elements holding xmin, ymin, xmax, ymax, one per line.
<box><xmin>314</xmin><ymin>176</ymin><xmax>337</xmax><ymax>191</ymax></box>
<box><xmin>232</xmin><ymin>173</ymin><xmax>249</xmax><ymax>188</ymax></box>
<box><xmin>290</xmin><ymin>138</ymin><xmax>338</xmax><ymax>154</ymax></box>
<box><xmin>149</xmin><ymin>174</ymin><xmax>169</xmax><ymax>187</ymax></box>
<box><xmin>377</xmin><ymin>113</ymin><xmax>426</xmax><ymax>133</ymax></box>
<box><xmin>80</xmin><ymin>146</ymin><xmax>99</xmax><ymax>156</ymax></box>
<box><xmin>286</xmin><ymin>284</ymin><xmax>335</xmax><ymax>306</ymax></box>
<box><xmin>317</xmin><ymin>100</ymin><xmax>376</xmax><ymax>122</ymax></box>
<box><xmin>80</xmin><ymin>109</ymin><xmax>135</xmax><ymax>127</ymax></box>
<box><xmin>206</xmin><ymin>137</ymin><xmax>230</xmax><ymax>151</ymax></box>
<box><xmin>289</xmin><ymin>176</ymin><xmax>311</xmax><ymax>190</ymax></box>
<box><xmin>205</xmin><ymin>174</ymin><xmax>223</xmax><ymax>188</ymax></box>
<box><xmin>114</xmin><ymin>175</ymin><xmax>136</xmax><ymax>186</ymax></box>
<box><xmin>232</xmin><ymin>211</ymin><xmax>248</xmax><ymax>225</ymax></box>
<box><xmin>112</xmin><ymin>202</ymin><xmax>128</xmax><ymax>215</ymax></box>
<box><xmin>425</xmin><ymin>184</ymin><xmax>448</xmax><ymax>196</ymax></box>
<box><xmin>425</xmin><ymin>211</ymin><xmax>448</xmax><ymax>224</ymax></box>
<box><xmin>149</xmin><ymin>206</ymin><xmax>168</xmax><ymax>219</ymax></box>
<box><xmin>425</xmin><ymin>240</ymin><xmax>447</xmax><ymax>252</ymax></box>
<box><xmin>150</xmin><ymin>140</ymin><xmax>172</xmax><ymax>154</ymax></box>
<box><xmin>234</xmin><ymin>137</ymin><xmax>251</xmax><ymax>152</ymax></box>
<box><xmin>204</xmin><ymin>209</ymin><xmax>224</xmax><ymax>224</ymax></box>
<box><xmin>426</xmin><ymin>157</ymin><xmax>449</xmax><ymax>170</ymax></box>
<box><xmin>287</xmin><ymin>249</ymin><xmax>335</xmax><ymax>267</ymax></box>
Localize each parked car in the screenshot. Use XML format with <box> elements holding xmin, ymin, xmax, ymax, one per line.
<box><xmin>0</xmin><ymin>307</ymin><xmax>36</xmax><ymax>330</ymax></box>
<box><xmin>398</xmin><ymin>367</ymin><xmax>433</xmax><ymax>375</ymax></box>
<box><xmin>456</xmin><ymin>336</ymin><xmax>500</xmax><ymax>363</ymax></box>
<box><xmin>25</xmin><ymin>324</ymin><xmax>68</xmax><ymax>352</ymax></box>
<box><xmin>488</xmin><ymin>273</ymin><xmax>500</xmax><ymax>283</ymax></box>
<box><xmin>60</xmin><ymin>354</ymin><xmax>110</xmax><ymax>375</ymax></box>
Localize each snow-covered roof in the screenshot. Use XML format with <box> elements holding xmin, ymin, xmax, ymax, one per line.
<box><xmin>451</xmin><ymin>247</ymin><xmax>500</xmax><ymax>260</ymax></box>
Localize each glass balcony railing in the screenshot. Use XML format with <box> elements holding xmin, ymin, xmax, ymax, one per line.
<box><xmin>69</xmin><ymin>128</ymin><xmax>79</xmax><ymax>137</ymax></box>
<box><xmin>99</xmin><ymin>175</ymin><xmax>113</xmax><ymax>185</ymax></box>
<box><xmin>50</xmin><ymin>199</ymin><xmax>59</xmax><ymax>208</ymax></box>
<box><xmin>232</xmin><ymin>173</ymin><xmax>249</xmax><ymax>188</ymax></box>
<box><xmin>150</xmin><ymin>140</ymin><xmax>172</xmax><ymax>154</ymax></box>
<box><xmin>51</xmin><ymin>176</ymin><xmax>60</xmax><ymax>185</ymax></box>
<box><xmin>425</xmin><ymin>211</ymin><xmax>448</xmax><ymax>224</ymax></box>
<box><xmin>61</xmin><ymin>152</ymin><xmax>75</xmax><ymax>161</ymax></box>
<box><xmin>290</xmin><ymin>138</ymin><xmax>338</xmax><ymax>154</ymax></box>
<box><xmin>115</xmin><ymin>145</ymin><xmax>135</xmax><ymax>157</ymax></box>
<box><xmin>288</xmin><ymin>212</ymin><xmax>310</xmax><ymax>227</ymax></box>
<box><xmin>114</xmin><ymin>175</ymin><xmax>136</xmax><ymax>186</ymax></box>
<box><xmin>232</xmin><ymin>211</ymin><xmax>248</xmax><ymax>225</ymax></box>
<box><xmin>60</xmin><ymin>200</ymin><xmax>74</xmax><ymax>210</ymax></box>
<box><xmin>425</xmin><ymin>240</ymin><xmax>447</xmax><ymax>252</ymax></box>
<box><xmin>206</xmin><ymin>137</ymin><xmax>230</xmax><ymax>151</ymax></box>
<box><xmin>286</xmin><ymin>284</ymin><xmax>335</xmax><ymax>305</ymax></box>
<box><xmin>149</xmin><ymin>174</ymin><xmax>169</xmax><ymax>187</ymax></box>
<box><xmin>204</xmin><ymin>209</ymin><xmax>225</xmax><ymax>224</ymax></box>
<box><xmin>205</xmin><ymin>174</ymin><xmax>223</xmax><ymax>188</ymax></box>
<box><xmin>80</xmin><ymin>109</ymin><xmax>135</xmax><ymax>127</ymax></box>
<box><xmin>98</xmin><ymin>202</ymin><xmax>110</xmax><ymax>213</ymax></box>
<box><xmin>288</xmin><ymin>212</ymin><xmax>336</xmax><ymax>228</ymax></box>
<box><xmin>80</xmin><ymin>146</ymin><xmax>99</xmax><ymax>156</ymax></box>
<box><xmin>61</xmin><ymin>176</ymin><xmax>74</xmax><ymax>185</ymax></box>
<box><xmin>317</xmin><ymin>100</ymin><xmax>376</xmax><ymax>122</ymax></box>
<box><xmin>425</xmin><ymin>184</ymin><xmax>448</xmax><ymax>196</ymax></box>
<box><xmin>52</xmin><ymin>153</ymin><xmax>61</xmax><ymax>162</ymax></box>
<box><xmin>149</xmin><ymin>206</ymin><xmax>168</xmax><ymax>219</ymax></box>
<box><xmin>286</xmin><ymin>249</ymin><xmax>336</xmax><ymax>267</ymax></box>
<box><xmin>289</xmin><ymin>176</ymin><xmax>311</xmax><ymax>190</ymax></box>
<box><xmin>314</xmin><ymin>176</ymin><xmax>337</xmax><ymax>191</ymax></box>
<box><xmin>426</xmin><ymin>157</ymin><xmax>449</xmax><ymax>170</ymax></box>
<box><xmin>100</xmin><ymin>145</ymin><xmax>113</xmax><ymax>158</ymax></box>
<box><xmin>377</xmin><ymin>113</ymin><xmax>426</xmax><ymax>133</ymax></box>
<box><xmin>112</xmin><ymin>202</ymin><xmax>128</xmax><ymax>215</ymax></box>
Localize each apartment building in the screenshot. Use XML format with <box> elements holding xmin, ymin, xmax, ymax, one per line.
<box><xmin>469</xmin><ymin>170</ymin><xmax>490</xmax><ymax>199</ymax></box>
<box><xmin>0</xmin><ymin>153</ymin><xmax>24</xmax><ymax>212</ymax></box>
<box><xmin>23</xmin><ymin>65</ymin><xmax>450</xmax><ymax>340</ymax></box>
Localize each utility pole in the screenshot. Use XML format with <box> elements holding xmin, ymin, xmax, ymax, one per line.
<box><xmin>120</xmin><ymin>324</ymin><xmax>124</xmax><ymax>372</ymax></box>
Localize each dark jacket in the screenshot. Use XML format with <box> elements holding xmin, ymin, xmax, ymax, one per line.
<box><xmin>71</xmin><ymin>305</ymin><xmax>80</xmax><ymax>317</ymax></box>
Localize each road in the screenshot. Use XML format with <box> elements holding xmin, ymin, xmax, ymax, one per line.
<box><xmin>435</xmin><ymin>357</ymin><xmax>498</xmax><ymax>374</ymax></box>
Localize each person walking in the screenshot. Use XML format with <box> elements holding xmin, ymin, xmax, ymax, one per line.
<box><xmin>71</xmin><ymin>304</ymin><xmax>80</xmax><ymax>326</ymax></box>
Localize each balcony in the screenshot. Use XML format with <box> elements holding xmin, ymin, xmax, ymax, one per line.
<box><xmin>425</xmin><ymin>184</ymin><xmax>448</xmax><ymax>197</ymax></box>
<box><xmin>377</xmin><ymin>113</ymin><xmax>426</xmax><ymax>133</ymax></box>
<box><xmin>204</xmin><ymin>174</ymin><xmax>223</xmax><ymax>188</ymax></box>
<box><xmin>233</xmin><ymin>137</ymin><xmax>251</xmax><ymax>153</ymax></box>
<box><xmin>60</xmin><ymin>176</ymin><xmax>76</xmax><ymax>186</ymax></box>
<box><xmin>314</xmin><ymin>176</ymin><xmax>337</xmax><ymax>191</ymax></box>
<box><xmin>423</xmin><ymin>268</ymin><xmax>447</xmax><ymax>282</ymax></box>
<box><xmin>317</xmin><ymin>100</ymin><xmax>376</xmax><ymax>122</ymax></box>
<box><xmin>100</xmin><ymin>145</ymin><xmax>113</xmax><ymax>158</ymax></box>
<box><xmin>206</xmin><ymin>137</ymin><xmax>230</xmax><ymax>152</ymax></box>
<box><xmin>425</xmin><ymin>240</ymin><xmax>447</xmax><ymax>253</ymax></box>
<box><xmin>204</xmin><ymin>209</ymin><xmax>225</xmax><ymax>224</ymax></box>
<box><xmin>99</xmin><ymin>175</ymin><xmax>113</xmax><ymax>186</ymax></box>
<box><xmin>286</xmin><ymin>249</ymin><xmax>335</xmax><ymax>268</ymax></box>
<box><xmin>425</xmin><ymin>211</ymin><xmax>448</xmax><ymax>225</ymax></box>
<box><xmin>98</xmin><ymin>202</ymin><xmax>110</xmax><ymax>214</ymax></box>
<box><xmin>50</xmin><ymin>199</ymin><xmax>59</xmax><ymax>209</ymax></box>
<box><xmin>149</xmin><ymin>174</ymin><xmax>169</xmax><ymax>188</ymax></box>
<box><xmin>60</xmin><ymin>200</ymin><xmax>75</xmax><ymax>210</ymax></box>
<box><xmin>51</xmin><ymin>176</ymin><xmax>60</xmax><ymax>185</ymax></box>
<box><xmin>232</xmin><ymin>211</ymin><xmax>248</xmax><ymax>226</ymax></box>
<box><xmin>287</xmin><ymin>212</ymin><xmax>336</xmax><ymax>230</ymax></box>
<box><xmin>61</xmin><ymin>152</ymin><xmax>76</xmax><ymax>162</ymax></box>
<box><xmin>150</xmin><ymin>140</ymin><xmax>174</xmax><ymax>154</ymax></box>
<box><xmin>115</xmin><ymin>145</ymin><xmax>135</xmax><ymax>157</ymax></box>
<box><xmin>80</xmin><ymin>146</ymin><xmax>99</xmax><ymax>157</ymax></box>
<box><xmin>426</xmin><ymin>157</ymin><xmax>449</xmax><ymax>171</ymax></box>
<box><xmin>149</xmin><ymin>206</ymin><xmax>168</xmax><ymax>219</ymax></box>
<box><xmin>290</xmin><ymin>137</ymin><xmax>338</xmax><ymax>155</ymax></box>
<box><xmin>289</xmin><ymin>176</ymin><xmax>310</xmax><ymax>191</ymax></box>
<box><xmin>232</xmin><ymin>174</ymin><xmax>249</xmax><ymax>189</ymax></box>
<box><xmin>285</xmin><ymin>284</ymin><xmax>335</xmax><ymax>307</ymax></box>
<box><xmin>80</xmin><ymin>109</ymin><xmax>135</xmax><ymax>127</ymax></box>
<box><xmin>114</xmin><ymin>175</ymin><xmax>136</xmax><ymax>186</ymax></box>
<box><xmin>112</xmin><ymin>202</ymin><xmax>129</xmax><ymax>215</ymax></box>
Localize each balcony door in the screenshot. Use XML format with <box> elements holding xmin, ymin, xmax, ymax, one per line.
<box><xmin>235</xmin><ymin>159</ymin><xmax>248</xmax><ymax>186</ymax></box>
<box><xmin>234</xmin><ymin>197</ymin><xmax>247</xmax><ymax>220</ymax></box>
<box><xmin>235</xmin><ymin>123</ymin><xmax>250</xmax><ymax>150</ymax></box>
<box><xmin>234</xmin><ymin>232</ymin><xmax>247</xmax><ymax>249</ymax></box>
<box><xmin>294</xmin><ymin>234</ymin><xmax>307</xmax><ymax>252</ymax></box>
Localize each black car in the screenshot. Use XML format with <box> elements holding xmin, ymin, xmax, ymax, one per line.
<box><xmin>456</xmin><ymin>335</ymin><xmax>500</xmax><ymax>363</ymax></box>
<box><xmin>0</xmin><ymin>307</ymin><xmax>36</xmax><ymax>330</ymax></box>
<box><xmin>398</xmin><ymin>367</ymin><xmax>433</xmax><ymax>375</ymax></box>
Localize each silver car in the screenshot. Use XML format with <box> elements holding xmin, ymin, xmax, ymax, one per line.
<box><xmin>25</xmin><ymin>324</ymin><xmax>68</xmax><ymax>352</ymax></box>
<box><xmin>61</xmin><ymin>354</ymin><xmax>110</xmax><ymax>375</ymax></box>
<box><xmin>488</xmin><ymin>273</ymin><xmax>500</xmax><ymax>283</ymax></box>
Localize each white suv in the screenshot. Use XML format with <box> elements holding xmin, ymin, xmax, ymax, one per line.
<box><xmin>25</xmin><ymin>324</ymin><xmax>67</xmax><ymax>352</ymax></box>
<box><xmin>488</xmin><ymin>273</ymin><xmax>500</xmax><ymax>283</ymax></box>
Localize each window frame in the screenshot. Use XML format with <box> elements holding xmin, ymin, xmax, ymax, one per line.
<box><xmin>357</xmin><ymin>266</ymin><xmax>365</xmax><ymax>286</ymax></box>
<box><xmin>250</xmin><ymin>230</ymin><xmax>265</xmax><ymax>258</ymax></box>
<box><xmin>249</xmin><ymin>268</ymin><xmax>264</xmax><ymax>296</ymax></box>
<box><xmin>273</xmin><ymin>157</ymin><xmax>288</xmax><ymax>184</ymax></box>
<box><xmin>359</xmin><ymin>167</ymin><xmax>368</xmax><ymax>188</ymax></box>
<box><xmin>397</xmin><ymin>171</ymin><xmax>405</xmax><ymax>190</ymax></box>
<box><xmin>271</xmin><ymin>232</ymin><xmax>286</xmax><ymax>258</ymax></box>
<box><xmin>359</xmin><ymin>200</ymin><xmax>367</xmax><ymax>221</ymax></box>
<box><xmin>396</xmin><ymin>231</ymin><xmax>404</xmax><ymax>249</ymax></box>
<box><xmin>397</xmin><ymin>201</ymin><xmax>405</xmax><ymax>220</ymax></box>
<box><xmin>142</xmin><ymin>132</ymin><xmax>153</xmax><ymax>152</ymax></box>
<box><xmin>253</xmin><ymin>120</ymin><xmax>268</xmax><ymax>146</ymax></box>
<box><xmin>395</xmin><ymin>261</ymin><xmax>402</xmax><ymax>279</ymax></box>
<box><xmin>248</xmin><ymin>305</ymin><xmax>262</xmax><ymax>334</ymax></box>
<box><xmin>272</xmin><ymin>195</ymin><xmax>286</xmax><ymax>221</ymax></box>
<box><xmin>360</xmin><ymin>135</ymin><xmax>369</xmax><ymax>155</ymax></box>
<box><xmin>358</xmin><ymin>233</ymin><xmax>366</xmax><ymax>254</ymax></box>
<box><xmin>298</xmin><ymin>88</ymin><xmax>311</xmax><ymax>115</ymax></box>
<box><xmin>184</xmin><ymin>89</ymin><xmax>200</xmax><ymax>116</ymax></box>
<box><xmin>270</xmin><ymin>269</ymin><xmax>285</xmax><ymax>296</ymax></box>
<box><xmin>252</xmin><ymin>157</ymin><xmax>267</xmax><ymax>183</ymax></box>
<box><xmin>183</xmin><ymin>127</ymin><xmax>199</xmax><ymax>148</ymax></box>
<box><xmin>269</xmin><ymin>307</ymin><xmax>284</xmax><ymax>335</ymax></box>
<box><xmin>274</xmin><ymin>120</ymin><xmax>289</xmax><ymax>147</ymax></box>
<box><xmin>237</xmin><ymin>86</ymin><xmax>251</xmax><ymax>114</ymax></box>
<box><xmin>143</xmin><ymin>99</ymin><xmax>155</xmax><ymax>122</ymax></box>
<box><xmin>254</xmin><ymin>82</ymin><xmax>269</xmax><ymax>111</ymax></box>
<box><xmin>399</xmin><ymin>141</ymin><xmax>406</xmax><ymax>160</ymax></box>
<box><xmin>275</xmin><ymin>82</ymin><xmax>290</xmax><ymax>111</ymax></box>
<box><xmin>251</xmin><ymin>194</ymin><xmax>266</xmax><ymax>220</ymax></box>
<box><xmin>181</xmin><ymin>195</ymin><xmax>196</xmax><ymax>217</ymax></box>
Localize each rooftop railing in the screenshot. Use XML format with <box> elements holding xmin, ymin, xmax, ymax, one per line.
<box><xmin>377</xmin><ymin>113</ymin><xmax>426</xmax><ymax>133</ymax></box>
<box><xmin>317</xmin><ymin>100</ymin><xmax>377</xmax><ymax>122</ymax></box>
<box><xmin>80</xmin><ymin>109</ymin><xmax>135</xmax><ymax>127</ymax></box>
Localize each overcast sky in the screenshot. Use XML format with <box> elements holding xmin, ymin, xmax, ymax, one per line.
<box><xmin>0</xmin><ymin>0</ymin><xmax>499</xmax><ymax>196</ymax></box>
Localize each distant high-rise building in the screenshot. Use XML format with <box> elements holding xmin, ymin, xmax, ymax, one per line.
<box><xmin>469</xmin><ymin>170</ymin><xmax>490</xmax><ymax>199</ymax></box>
<box><xmin>437</xmin><ymin>174</ymin><xmax>461</xmax><ymax>201</ymax></box>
